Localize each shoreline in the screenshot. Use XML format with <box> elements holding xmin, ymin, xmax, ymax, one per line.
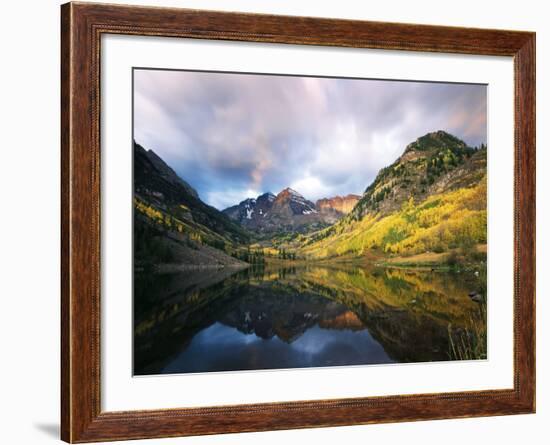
<box><xmin>138</xmin><ymin>263</ymin><xmax>250</xmax><ymax>274</ymax></box>
<box><xmin>137</xmin><ymin>244</ymin><xmax>487</xmax><ymax>274</ymax></box>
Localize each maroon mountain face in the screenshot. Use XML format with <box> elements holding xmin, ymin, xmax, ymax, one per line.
<box><xmin>271</xmin><ymin>188</ymin><xmax>318</xmax><ymax>216</ymax></box>
<box><xmin>223</xmin><ymin>188</ymin><xmax>339</xmax><ymax>234</ymax></box>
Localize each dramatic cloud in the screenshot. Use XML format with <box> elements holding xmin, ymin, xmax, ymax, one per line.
<box><xmin>134</xmin><ymin>69</ymin><xmax>486</xmax><ymax>210</ymax></box>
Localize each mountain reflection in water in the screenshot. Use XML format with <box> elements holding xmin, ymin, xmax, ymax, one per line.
<box><xmin>134</xmin><ymin>265</ymin><xmax>485</xmax><ymax>375</ymax></box>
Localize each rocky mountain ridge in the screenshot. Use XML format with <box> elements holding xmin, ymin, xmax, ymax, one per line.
<box><xmin>223</xmin><ymin>188</ymin><xmax>326</xmax><ymax>234</ymax></box>
<box><xmin>299</xmin><ymin>131</ymin><xmax>487</xmax><ymax>259</ymax></box>
<box><xmin>350</xmin><ymin>130</ymin><xmax>485</xmax><ymax>219</ymax></box>
<box><xmin>223</xmin><ymin>188</ymin><xmax>361</xmax><ymax>234</ymax></box>
<box><xmin>133</xmin><ymin>141</ymin><xmax>251</xmax><ymax>267</ymax></box>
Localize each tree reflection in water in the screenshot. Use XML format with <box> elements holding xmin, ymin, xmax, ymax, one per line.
<box><xmin>134</xmin><ymin>264</ymin><xmax>486</xmax><ymax>375</ymax></box>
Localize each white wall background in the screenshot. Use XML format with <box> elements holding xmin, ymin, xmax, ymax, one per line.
<box><xmin>0</xmin><ymin>1</ymin><xmax>546</xmax><ymax>444</ymax></box>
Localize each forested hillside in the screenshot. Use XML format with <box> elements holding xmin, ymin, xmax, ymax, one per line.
<box><xmin>133</xmin><ymin>131</ymin><xmax>487</xmax><ymax>268</ymax></box>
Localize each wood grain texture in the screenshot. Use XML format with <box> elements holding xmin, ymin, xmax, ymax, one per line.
<box><xmin>60</xmin><ymin>2</ymin><xmax>536</xmax><ymax>442</ymax></box>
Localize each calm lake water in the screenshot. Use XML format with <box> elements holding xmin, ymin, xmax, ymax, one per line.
<box><xmin>134</xmin><ymin>264</ymin><xmax>485</xmax><ymax>375</ymax></box>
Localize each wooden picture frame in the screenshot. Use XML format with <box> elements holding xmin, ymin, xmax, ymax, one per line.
<box><xmin>61</xmin><ymin>2</ymin><xmax>535</xmax><ymax>442</ymax></box>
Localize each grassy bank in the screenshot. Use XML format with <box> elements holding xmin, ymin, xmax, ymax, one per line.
<box><xmin>376</xmin><ymin>243</ymin><xmax>486</xmax><ymax>270</ymax></box>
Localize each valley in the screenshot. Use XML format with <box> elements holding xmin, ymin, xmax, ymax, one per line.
<box><xmin>133</xmin><ymin>129</ymin><xmax>488</xmax><ymax>372</ymax></box>
<box><xmin>134</xmin><ymin>130</ymin><xmax>487</xmax><ymax>272</ymax></box>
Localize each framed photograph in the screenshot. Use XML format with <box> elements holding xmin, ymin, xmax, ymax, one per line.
<box><xmin>61</xmin><ymin>2</ymin><xmax>535</xmax><ymax>442</ymax></box>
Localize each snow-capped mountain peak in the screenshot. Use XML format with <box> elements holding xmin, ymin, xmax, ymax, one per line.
<box><xmin>223</xmin><ymin>188</ymin><xmax>341</xmax><ymax>233</ymax></box>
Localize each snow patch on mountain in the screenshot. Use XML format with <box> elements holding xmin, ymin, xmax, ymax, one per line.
<box><xmin>302</xmin><ymin>209</ymin><xmax>318</xmax><ymax>215</ymax></box>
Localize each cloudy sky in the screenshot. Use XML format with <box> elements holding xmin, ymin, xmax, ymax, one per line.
<box><xmin>134</xmin><ymin>69</ymin><xmax>486</xmax><ymax>210</ymax></box>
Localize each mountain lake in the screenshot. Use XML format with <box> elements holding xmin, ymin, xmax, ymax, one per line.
<box><xmin>133</xmin><ymin>263</ymin><xmax>486</xmax><ymax>375</ymax></box>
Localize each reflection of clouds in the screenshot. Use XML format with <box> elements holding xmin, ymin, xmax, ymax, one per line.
<box><xmin>290</xmin><ymin>326</ymin><xmax>388</xmax><ymax>366</ymax></box>
<box><xmin>163</xmin><ymin>322</ymin><xmax>392</xmax><ymax>374</ymax></box>
<box><xmin>289</xmin><ymin>329</ymin><xmax>328</xmax><ymax>356</ymax></box>
<box><xmin>135</xmin><ymin>70</ymin><xmax>487</xmax><ymax>209</ymax></box>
